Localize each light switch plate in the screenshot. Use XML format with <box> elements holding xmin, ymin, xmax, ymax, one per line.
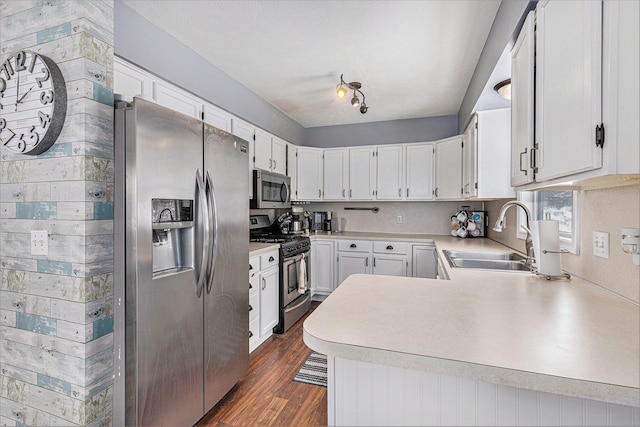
<box><xmin>592</xmin><ymin>231</ymin><xmax>609</xmax><ymax>259</ymax></box>
<box><xmin>31</xmin><ymin>230</ymin><xmax>48</xmax><ymax>256</ymax></box>
<box><xmin>396</xmin><ymin>215</ymin><xmax>403</xmax><ymax>224</ymax></box>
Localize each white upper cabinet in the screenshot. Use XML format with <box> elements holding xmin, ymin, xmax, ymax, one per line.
<box><xmin>535</xmin><ymin>0</ymin><xmax>603</xmax><ymax>182</ymax></box>
<box><xmin>153</xmin><ymin>81</ymin><xmax>202</xmax><ymax>119</ymax></box>
<box><xmin>405</xmin><ymin>143</ymin><xmax>434</xmax><ymax>201</ymax></box>
<box><xmin>114</xmin><ymin>58</ymin><xmax>154</xmax><ymax>100</ymax></box>
<box><xmin>254</xmin><ymin>130</ymin><xmax>287</xmax><ymax>175</ymax></box>
<box><xmin>296</xmin><ymin>147</ymin><xmax>324</xmax><ymax>201</ymax></box>
<box><xmin>286</xmin><ymin>143</ymin><xmax>297</xmax><ymax>200</ymax></box>
<box><xmin>376</xmin><ymin>145</ymin><xmax>404</xmax><ymax>200</ymax></box>
<box><xmin>231</xmin><ymin>118</ymin><xmax>255</xmax><ymax>198</ymax></box>
<box><xmin>203</xmin><ymin>103</ymin><xmax>232</xmax><ymax>133</ymax></box>
<box><xmin>464</xmin><ymin>109</ymin><xmax>514</xmax><ymax>200</ymax></box>
<box><xmin>323</xmin><ymin>149</ymin><xmax>349</xmax><ymax>200</ymax></box>
<box><xmin>349</xmin><ymin>147</ymin><xmax>376</xmax><ymax>200</ymax></box>
<box><xmin>271</xmin><ymin>137</ymin><xmax>287</xmax><ymax>175</ymax></box>
<box><xmin>510</xmin><ymin>11</ymin><xmax>536</xmax><ymax>187</ymax></box>
<box><xmin>434</xmin><ymin>136</ymin><xmax>463</xmax><ymax>200</ymax></box>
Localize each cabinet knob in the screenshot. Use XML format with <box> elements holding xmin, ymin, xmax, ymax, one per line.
<box><xmin>249</xmin><ymin>282</ymin><xmax>252</xmax><ymax>289</ymax></box>
<box><xmin>268</xmin><ymin>256</ymin><xmax>275</xmax><ymax>262</ymax></box>
<box><xmin>350</xmin><ymin>243</ymin><xmax>357</xmax><ymax>248</ymax></box>
<box><xmin>249</xmin><ymin>264</ymin><xmax>253</xmax><ymax>270</ymax></box>
<box><xmin>249</xmin><ymin>304</ymin><xmax>253</xmax><ymax>311</ymax></box>
<box><xmin>386</xmin><ymin>245</ymin><xmax>393</xmax><ymax>250</ymax></box>
<box><xmin>249</xmin><ymin>330</ymin><xmax>253</xmax><ymax>338</ymax></box>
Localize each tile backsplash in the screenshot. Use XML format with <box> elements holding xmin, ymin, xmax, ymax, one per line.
<box><xmin>486</xmin><ymin>184</ymin><xmax>640</xmax><ymax>303</ymax></box>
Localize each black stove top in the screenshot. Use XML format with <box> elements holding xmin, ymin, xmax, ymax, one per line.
<box><xmin>250</xmin><ymin>214</ymin><xmax>310</xmax><ymax>256</ymax></box>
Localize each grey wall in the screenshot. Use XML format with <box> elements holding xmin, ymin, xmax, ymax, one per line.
<box><xmin>113</xmin><ymin>0</ymin><xmax>306</xmax><ymax>145</ymax></box>
<box><xmin>305</xmin><ymin>115</ymin><xmax>458</xmax><ymax>148</ymax></box>
<box><xmin>457</xmin><ymin>0</ymin><xmax>535</xmax><ymax>132</ymax></box>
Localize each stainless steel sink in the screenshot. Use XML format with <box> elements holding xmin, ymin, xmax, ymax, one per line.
<box><xmin>443</xmin><ymin>250</ymin><xmax>531</xmax><ymax>272</ymax></box>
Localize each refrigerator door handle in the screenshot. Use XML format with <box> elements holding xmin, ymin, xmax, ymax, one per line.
<box><xmin>196</xmin><ymin>169</ymin><xmax>210</xmax><ymax>298</ymax></box>
<box><xmin>205</xmin><ymin>169</ymin><xmax>218</xmax><ymax>294</ymax></box>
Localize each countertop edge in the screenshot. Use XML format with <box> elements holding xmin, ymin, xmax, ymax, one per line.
<box><xmin>303</xmin><ymin>328</ymin><xmax>640</xmax><ymax>407</ymax></box>
<box><xmin>249</xmin><ymin>243</ymin><xmax>280</xmax><ymax>257</ymax></box>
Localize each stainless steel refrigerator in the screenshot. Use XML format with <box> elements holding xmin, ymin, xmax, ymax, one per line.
<box><xmin>113</xmin><ymin>98</ymin><xmax>249</xmax><ymax>426</ymax></box>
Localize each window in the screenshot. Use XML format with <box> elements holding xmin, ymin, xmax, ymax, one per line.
<box><xmin>517</xmin><ymin>190</ymin><xmax>579</xmax><ymax>254</ymax></box>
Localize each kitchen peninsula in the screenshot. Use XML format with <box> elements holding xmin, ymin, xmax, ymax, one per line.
<box><xmin>303</xmin><ymin>237</ymin><xmax>640</xmax><ymax>426</ymax></box>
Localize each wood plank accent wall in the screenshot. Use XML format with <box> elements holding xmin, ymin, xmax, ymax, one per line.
<box><xmin>0</xmin><ymin>1</ymin><xmax>115</xmax><ymax>426</ymax></box>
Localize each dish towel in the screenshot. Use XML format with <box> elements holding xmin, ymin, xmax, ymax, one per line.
<box><xmin>298</xmin><ymin>253</ymin><xmax>307</xmax><ymax>294</ymax></box>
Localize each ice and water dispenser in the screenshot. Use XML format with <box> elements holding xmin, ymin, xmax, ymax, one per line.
<box><xmin>151</xmin><ymin>199</ymin><xmax>194</xmax><ymax>277</ymax></box>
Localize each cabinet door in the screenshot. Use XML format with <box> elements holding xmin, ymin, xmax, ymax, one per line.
<box><xmin>296</xmin><ymin>147</ymin><xmax>323</xmax><ymax>200</ymax></box>
<box><xmin>259</xmin><ymin>267</ymin><xmax>279</xmax><ymax>337</ymax></box>
<box><xmin>349</xmin><ymin>147</ymin><xmax>376</xmax><ymax>200</ymax></box>
<box><xmin>372</xmin><ymin>255</ymin><xmax>407</xmax><ymax>277</ymax></box>
<box><xmin>203</xmin><ymin>102</ymin><xmax>232</xmax><ymax>132</ymax></box>
<box><xmin>254</xmin><ymin>129</ymin><xmax>273</xmax><ymax>172</ymax></box>
<box><xmin>412</xmin><ymin>245</ymin><xmax>437</xmax><ymax>279</ymax></box>
<box><xmin>511</xmin><ymin>11</ymin><xmax>536</xmax><ymax>187</ymax></box>
<box><xmin>232</xmin><ymin>119</ymin><xmax>255</xmax><ymax>198</ymax></box>
<box><xmin>476</xmin><ymin>109</ymin><xmax>514</xmax><ymax>199</ymax></box>
<box><xmin>462</xmin><ymin>116</ymin><xmax>477</xmax><ymax>199</ymax></box>
<box><xmin>405</xmin><ymin>143</ymin><xmax>434</xmax><ymax>200</ymax></box>
<box><xmin>271</xmin><ymin>137</ymin><xmax>287</xmax><ymax>175</ymax></box>
<box><xmin>287</xmin><ymin>143</ymin><xmax>298</xmax><ymax>201</ymax></box>
<box><xmin>323</xmin><ymin>149</ymin><xmax>349</xmax><ymax>200</ymax></box>
<box><xmin>311</xmin><ymin>240</ymin><xmax>336</xmax><ymax>295</ymax></box>
<box><xmin>535</xmin><ymin>0</ymin><xmax>602</xmax><ymax>181</ymax></box>
<box><xmin>114</xmin><ymin>58</ymin><xmax>154</xmax><ymax>100</ymax></box>
<box><xmin>153</xmin><ymin>81</ymin><xmax>202</xmax><ymax>119</ymax></box>
<box><xmin>434</xmin><ymin>136</ymin><xmax>463</xmax><ymax>200</ymax></box>
<box><xmin>337</xmin><ymin>253</ymin><xmax>370</xmax><ymax>287</ymax></box>
<box><xmin>376</xmin><ymin>145</ymin><xmax>404</xmax><ymax>200</ymax></box>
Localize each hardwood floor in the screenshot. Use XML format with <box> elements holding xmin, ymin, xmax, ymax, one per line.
<box><xmin>197</xmin><ymin>302</ymin><xmax>327</xmax><ymax>426</ymax></box>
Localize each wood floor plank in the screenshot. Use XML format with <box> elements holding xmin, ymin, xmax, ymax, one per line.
<box><xmin>197</xmin><ymin>302</ymin><xmax>327</xmax><ymax>426</ymax></box>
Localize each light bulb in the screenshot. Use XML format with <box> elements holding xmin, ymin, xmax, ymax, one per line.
<box><xmin>351</xmin><ymin>94</ymin><xmax>360</xmax><ymax>107</ymax></box>
<box><xmin>336</xmin><ymin>85</ymin><xmax>347</xmax><ymax>98</ymax></box>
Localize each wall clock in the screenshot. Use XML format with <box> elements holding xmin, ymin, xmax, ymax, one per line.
<box><xmin>0</xmin><ymin>50</ymin><xmax>67</xmax><ymax>155</ymax></box>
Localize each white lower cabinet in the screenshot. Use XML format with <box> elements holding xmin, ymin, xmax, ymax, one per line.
<box><xmin>411</xmin><ymin>244</ymin><xmax>438</xmax><ymax>279</ymax></box>
<box><xmin>249</xmin><ymin>250</ymin><xmax>279</xmax><ymax>353</ymax></box>
<box><xmin>372</xmin><ymin>242</ymin><xmax>408</xmax><ymax>276</ymax></box>
<box><xmin>311</xmin><ymin>239</ymin><xmax>336</xmax><ymax>297</ymax></box>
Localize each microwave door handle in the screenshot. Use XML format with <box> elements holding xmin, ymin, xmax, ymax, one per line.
<box><xmin>281</xmin><ymin>181</ymin><xmax>291</xmax><ymax>203</ymax></box>
<box><xmin>195</xmin><ymin>169</ymin><xmax>210</xmax><ymax>298</ymax></box>
<box><xmin>205</xmin><ymin>170</ymin><xmax>218</xmax><ymax>294</ymax></box>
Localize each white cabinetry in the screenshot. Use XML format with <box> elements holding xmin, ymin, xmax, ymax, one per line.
<box><xmin>287</xmin><ymin>143</ymin><xmax>297</xmax><ymax>201</ymax></box>
<box><xmin>510</xmin><ymin>11</ymin><xmax>536</xmax><ymax>187</ymax></box>
<box><xmin>249</xmin><ymin>250</ymin><xmax>279</xmax><ymax>353</ymax></box>
<box><xmin>512</xmin><ymin>0</ymin><xmax>638</xmax><ymax>189</ymax></box>
<box><xmin>434</xmin><ymin>136</ymin><xmax>463</xmax><ymax>200</ymax></box>
<box><xmin>231</xmin><ymin>118</ymin><xmax>255</xmax><ymax>199</ymax></box>
<box><xmin>323</xmin><ymin>149</ymin><xmax>349</xmax><ymax>200</ymax></box>
<box><xmin>153</xmin><ymin>81</ymin><xmax>201</xmax><ymax>119</ymax></box>
<box><xmin>535</xmin><ymin>0</ymin><xmax>603</xmax><ymax>182</ymax></box>
<box><xmin>349</xmin><ymin>147</ymin><xmax>376</xmax><ymax>200</ymax></box>
<box><xmin>405</xmin><ymin>143</ymin><xmax>434</xmax><ymax>200</ymax></box>
<box><xmin>311</xmin><ymin>239</ymin><xmax>336</xmax><ymax>297</ymax></box>
<box><xmin>254</xmin><ymin>130</ymin><xmax>287</xmax><ymax>175</ymax></box>
<box><xmin>336</xmin><ymin>240</ymin><xmax>372</xmax><ymax>286</ymax></box>
<box><xmin>296</xmin><ymin>147</ymin><xmax>324</xmax><ymax>201</ymax></box>
<box><xmin>203</xmin><ymin>103</ymin><xmax>232</xmax><ymax>132</ymax></box>
<box><xmin>411</xmin><ymin>244</ymin><xmax>437</xmax><ymax>279</ymax></box>
<box><xmin>113</xmin><ymin>58</ymin><xmax>154</xmax><ymax>100</ymax></box>
<box><xmin>463</xmin><ymin>109</ymin><xmax>514</xmax><ymax>199</ymax></box>
<box><xmin>376</xmin><ymin>145</ymin><xmax>404</xmax><ymax>200</ymax></box>
<box><xmin>372</xmin><ymin>242</ymin><xmax>408</xmax><ymax>277</ymax></box>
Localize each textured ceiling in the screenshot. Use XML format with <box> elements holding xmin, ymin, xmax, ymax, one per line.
<box><xmin>122</xmin><ymin>0</ymin><xmax>501</xmax><ymax>128</ymax></box>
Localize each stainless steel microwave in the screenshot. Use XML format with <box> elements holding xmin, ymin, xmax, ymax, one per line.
<box><xmin>251</xmin><ymin>170</ymin><xmax>291</xmax><ymax>209</ymax></box>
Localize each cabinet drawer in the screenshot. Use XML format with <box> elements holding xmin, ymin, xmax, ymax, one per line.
<box><xmin>249</xmin><ymin>292</ymin><xmax>259</xmax><ymax>322</ymax></box>
<box><xmin>260</xmin><ymin>250</ymin><xmax>279</xmax><ymax>269</ymax></box>
<box><xmin>249</xmin><ymin>318</ymin><xmax>259</xmax><ymax>343</ymax></box>
<box><xmin>337</xmin><ymin>240</ymin><xmax>372</xmax><ymax>253</ymax></box>
<box><xmin>373</xmin><ymin>242</ymin><xmax>407</xmax><ymax>255</ymax></box>
<box><xmin>249</xmin><ymin>270</ymin><xmax>259</xmax><ymax>293</ymax></box>
<box><xmin>249</xmin><ymin>256</ymin><xmax>259</xmax><ymax>275</ymax></box>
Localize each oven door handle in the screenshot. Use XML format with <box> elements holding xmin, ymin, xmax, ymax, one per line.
<box><xmin>286</xmin><ymin>292</ymin><xmax>310</xmax><ymax>311</ymax></box>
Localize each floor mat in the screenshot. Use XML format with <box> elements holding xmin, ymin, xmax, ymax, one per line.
<box><xmin>292</xmin><ymin>351</ymin><xmax>327</xmax><ymax>387</ymax></box>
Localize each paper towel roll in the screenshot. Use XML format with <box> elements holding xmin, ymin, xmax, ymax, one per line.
<box><xmin>531</xmin><ymin>220</ymin><xmax>562</xmax><ymax>276</ymax></box>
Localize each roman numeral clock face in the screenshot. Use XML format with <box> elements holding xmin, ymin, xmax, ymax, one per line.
<box><xmin>0</xmin><ymin>51</ymin><xmax>67</xmax><ymax>155</ymax></box>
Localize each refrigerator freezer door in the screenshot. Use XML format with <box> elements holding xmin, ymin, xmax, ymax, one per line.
<box><xmin>203</xmin><ymin>124</ymin><xmax>250</xmax><ymax>409</ymax></box>
<box><xmin>125</xmin><ymin>99</ymin><xmax>205</xmax><ymax>426</ymax></box>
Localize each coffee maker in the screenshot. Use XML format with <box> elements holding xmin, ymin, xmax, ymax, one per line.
<box><xmin>311</xmin><ymin>211</ymin><xmax>333</xmax><ymax>232</ymax></box>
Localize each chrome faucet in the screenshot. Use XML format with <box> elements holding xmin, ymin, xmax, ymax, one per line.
<box><xmin>493</xmin><ymin>201</ymin><xmax>535</xmax><ymax>266</ymax></box>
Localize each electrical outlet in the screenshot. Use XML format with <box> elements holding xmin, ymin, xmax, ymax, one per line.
<box><xmin>396</xmin><ymin>215</ymin><xmax>403</xmax><ymax>224</ymax></box>
<box><xmin>31</xmin><ymin>230</ymin><xmax>48</xmax><ymax>256</ymax></box>
<box><xmin>592</xmin><ymin>231</ymin><xmax>609</xmax><ymax>259</ymax></box>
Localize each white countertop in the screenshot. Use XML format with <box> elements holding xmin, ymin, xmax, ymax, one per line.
<box><xmin>249</xmin><ymin>242</ymin><xmax>280</xmax><ymax>257</ymax></box>
<box><xmin>309</xmin><ymin>230</ymin><xmax>436</xmax><ymax>243</ymax></box>
<box><xmin>303</xmin><ymin>236</ymin><xmax>640</xmax><ymax>407</ymax></box>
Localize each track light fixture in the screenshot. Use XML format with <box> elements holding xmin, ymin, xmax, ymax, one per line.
<box><xmin>336</xmin><ymin>74</ymin><xmax>369</xmax><ymax>114</ymax></box>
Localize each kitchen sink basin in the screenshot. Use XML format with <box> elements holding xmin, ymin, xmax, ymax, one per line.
<box><xmin>443</xmin><ymin>250</ymin><xmax>531</xmax><ymax>272</ymax></box>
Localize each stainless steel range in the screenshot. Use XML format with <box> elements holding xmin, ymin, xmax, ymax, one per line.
<box><xmin>250</xmin><ymin>214</ymin><xmax>311</xmax><ymax>333</ymax></box>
